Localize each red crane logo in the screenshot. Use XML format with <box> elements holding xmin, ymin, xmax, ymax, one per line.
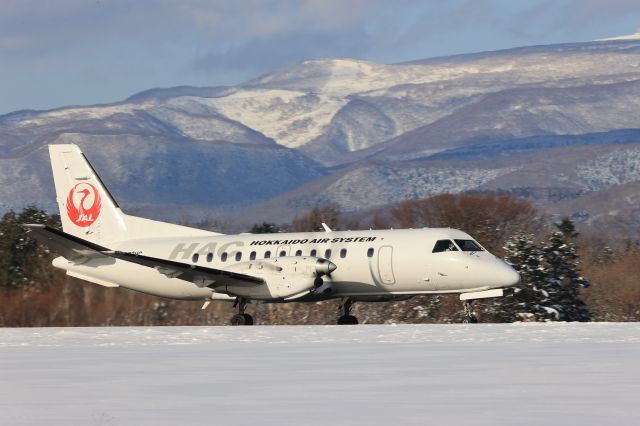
<box><xmin>66</xmin><ymin>183</ymin><xmax>102</xmax><ymax>227</ymax></box>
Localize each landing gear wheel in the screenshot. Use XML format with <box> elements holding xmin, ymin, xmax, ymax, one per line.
<box><xmin>336</xmin><ymin>298</ymin><xmax>359</xmax><ymax>325</ymax></box>
<box><xmin>230</xmin><ymin>297</ymin><xmax>254</xmax><ymax>326</ymax></box>
<box><xmin>231</xmin><ymin>314</ymin><xmax>249</xmax><ymax>326</ymax></box>
<box><xmin>461</xmin><ymin>315</ymin><xmax>478</xmax><ymax>324</ymax></box>
<box><xmin>242</xmin><ymin>313</ymin><xmax>254</xmax><ymax>325</ymax></box>
<box><xmin>337</xmin><ymin>315</ymin><xmax>358</xmax><ymax>325</ymax></box>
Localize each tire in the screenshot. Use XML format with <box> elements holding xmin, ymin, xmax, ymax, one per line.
<box><xmin>337</xmin><ymin>315</ymin><xmax>358</xmax><ymax>325</ymax></box>
<box><xmin>231</xmin><ymin>314</ymin><xmax>247</xmax><ymax>326</ymax></box>
<box><xmin>462</xmin><ymin>316</ymin><xmax>478</xmax><ymax>324</ymax></box>
<box><xmin>242</xmin><ymin>313</ymin><xmax>254</xmax><ymax>325</ymax></box>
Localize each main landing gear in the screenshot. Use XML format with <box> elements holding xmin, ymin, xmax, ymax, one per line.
<box><xmin>462</xmin><ymin>300</ymin><xmax>478</xmax><ymax>324</ymax></box>
<box><xmin>337</xmin><ymin>298</ymin><xmax>358</xmax><ymax>325</ymax></box>
<box><xmin>230</xmin><ymin>297</ymin><xmax>254</xmax><ymax>326</ymax></box>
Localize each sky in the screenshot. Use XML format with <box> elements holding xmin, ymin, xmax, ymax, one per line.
<box><xmin>2</xmin><ymin>0</ymin><xmax>640</xmax><ymax>114</ymax></box>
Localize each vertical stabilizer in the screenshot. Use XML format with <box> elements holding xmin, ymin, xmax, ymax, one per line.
<box><xmin>49</xmin><ymin>144</ymin><xmax>129</xmax><ymax>243</ymax></box>
<box><xmin>48</xmin><ymin>144</ymin><xmax>220</xmax><ymax>244</ymax></box>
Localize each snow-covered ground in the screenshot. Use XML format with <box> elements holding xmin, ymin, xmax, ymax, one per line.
<box><xmin>1</xmin><ymin>323</ymin><xmax>639</xmax><ymax>426</ymax></box>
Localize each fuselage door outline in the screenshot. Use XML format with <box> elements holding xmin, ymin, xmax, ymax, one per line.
<box><xmin>377</xmin><ymin>245</ymin><xmax>395</xmax><ymax>285</ymax></box>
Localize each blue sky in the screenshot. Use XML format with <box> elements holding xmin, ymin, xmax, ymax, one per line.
<box><xmin>2</xmin><ymin>0</ymin><xmax>640</xmax><ymax>114</ymax></box>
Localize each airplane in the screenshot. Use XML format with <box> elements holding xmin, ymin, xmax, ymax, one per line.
<box><xmin>26</xmin><ymin>144</ymin><xmax>520</xmax><ymax>325</ymax></box>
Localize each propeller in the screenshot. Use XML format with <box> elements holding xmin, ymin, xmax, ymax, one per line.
<box><xmin>314</xmin><ymin>258</ymin><xmax>336</xmax><ymax>290</ymax></box>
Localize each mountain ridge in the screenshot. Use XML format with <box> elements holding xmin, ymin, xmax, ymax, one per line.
<box><xmin>2</xmin><ymin>37</ymin><xmax>640</xmax><ymax>235</ymax></box>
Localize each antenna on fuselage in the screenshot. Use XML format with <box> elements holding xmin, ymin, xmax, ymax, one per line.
<box><xmin>321</xmin><ymin>223</ymin><xmax>332</xmax><ymax>232</ymax></box>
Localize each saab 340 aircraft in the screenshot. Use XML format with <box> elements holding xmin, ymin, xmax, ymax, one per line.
<box><xmin>27</xmin><ymin>144</ymin><xmax>520</xmax><ymax>325</ymax></box>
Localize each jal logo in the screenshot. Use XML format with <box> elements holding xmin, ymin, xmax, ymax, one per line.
<box><xmin>66</xmin><ymin>183</ymin><xmax>102</xmax><ymax>227</ymax></box>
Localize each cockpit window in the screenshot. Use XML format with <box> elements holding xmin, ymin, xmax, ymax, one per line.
<box><xmin>432</xmin><ymin>240</ymin><xmax>459</xmax><ymax>253</ymax></box>
<box><xmin>455</xmin><ymin>239</ymin><xmax>484</xmax><ymax>252</ymax></box>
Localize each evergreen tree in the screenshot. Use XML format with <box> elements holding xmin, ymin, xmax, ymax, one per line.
<box><xmin>482</xmin><ymin>233</ymin><xmax>553</xmax><ymax>322</ymax></box>
<box><xmin>500</xmin><ymin>233</ymin><xmax>554</xmax><ymax>321</ymax></box>
<box><xmin>542</xmin><ymin>230</ymin><xmax>591</xmax><ymax>321</ymax></box>
<box><xmin>0</xmin><ymin>206</ymin><xmax>60</xmax><ymax>289</ymax></box>
<box><xmin>482</xmin><ymin>228</ymin><xmax>591</xmax><ymax>323</ymax></box>
<box><xmin>556</xmin><ymin>217</ymin><xmax>579</xmax><ymax>239</ymax></box>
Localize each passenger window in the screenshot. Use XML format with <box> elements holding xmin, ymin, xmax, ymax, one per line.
<box><xmin>325</xmin><ymin>249</ymin><xmax>332</xmax><ymax>259</ymax></box>
<box><xmin>192</xmin><ymin>253</ymin><xmax>199</xmax><ymax>263</ymax></box>
<box><xmin>206</xmin><ymin>253</ymin><xmax>213</xmax><ymax>263</ymax></box>
<box><xmin>340</xmin><ymin>248</ymin><xmax>347</xmax><ymax>258</ymax></box>
<box><xmin>235</xmin><ymin>252</ymin><xmax>242</xmax><ymax>261</ymax></box>
<box><xmin>221</xmin><ymin>252</ymin><xmax>228</xmax><ymax>262</ymax></box>
<box><xmin>310</xmin><ymin>249</ymin><xmax>317</xmax><ymax>257</ymax></box>
<box><xmin>250</xmin><ymin>251</ymin><xmax>256</xmax><ymax>261</ymax></box>
<box><xmin>432</xmin><ymin>240</ymin><xmax>459</xmax><ymax>253</ymax></box>
<box><xmin>295</xmin><ymin>249</ymin><xmax>302</xmax><ymax>256</ymax></box>
<box><xmin>265</xmin><ymin>251</ymin><xmax>271</xmax><ymax>259</ymax></box>
<box><xmin>279</xmin><ymin>250</ymin><xmax>286</xmax><ymax>257</ymax></box>
<box><xmin>455</xmin><ymin>239</ymin><xmax>484</xmax><ymax>252</ymax></box>
<box><xmin>367</xmin><ymin>248</ymin><xmax>374</xmax><ymax>258</ymax></box>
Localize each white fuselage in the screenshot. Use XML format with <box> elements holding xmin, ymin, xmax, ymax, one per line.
<box><xmin>55</xmin><ymin>228</ymin><xmax>520</xmax><ymax>302</ymax></box>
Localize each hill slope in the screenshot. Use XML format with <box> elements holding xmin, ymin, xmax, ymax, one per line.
<box><xmin>2</xmin><ymin>38</ymin><xmax>640</xmax><ymax>233</ymax></box>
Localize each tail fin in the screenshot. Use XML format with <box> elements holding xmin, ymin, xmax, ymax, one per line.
<box><xmin>49</xmin><ymin>144</ymin><xmax>129</xmax><ymax>243</ymax></box>
<box><xmin>49</xmin><ymin>144</ymin><xmax>219</xmax><ymax>244</ymax></box>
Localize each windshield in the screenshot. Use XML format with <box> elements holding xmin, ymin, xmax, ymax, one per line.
<box><xmin>432</xmin><ymin>240</ymin><xmax>459</xmax><ymax>253</ymax></box>
<box><xmin>454</xmin><ymin>239</ymin><xmax>484</xmax><ymax>252</ymax></box>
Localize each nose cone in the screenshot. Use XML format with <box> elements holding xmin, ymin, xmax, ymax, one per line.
<box><xmin>315</xmin><ymin>259</ymin><xmax>337</xmax><ymax>276</ymax></box>
<box><xmin>494</xmin><ymin>261</ymin><xmax>520</xmax><ymax>288</ymax></box>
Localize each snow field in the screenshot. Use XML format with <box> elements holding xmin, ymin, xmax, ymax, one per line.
<box><xmin>1</xmin><ymin>323</ymin><xmax>639</xmax><ymax>426</ymax></box>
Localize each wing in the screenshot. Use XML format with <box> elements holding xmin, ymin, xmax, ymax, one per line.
<box><xmin>24</xmin><ymin>224</ymin><xmax>264</xmax><ymax>288</ymax></box>
<box><xmin>104</xmin><ymin>250</ymin><xmax>263</xmax><ymax>287</ymax></box>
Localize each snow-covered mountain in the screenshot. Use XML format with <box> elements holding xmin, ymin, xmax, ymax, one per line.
<box><xmin>3</xmin><ymin>37</ymin><xmax>640</xmax><ymax>232</ymax></box>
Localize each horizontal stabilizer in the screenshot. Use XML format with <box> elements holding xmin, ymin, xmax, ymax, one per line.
<box><xmin>25</xmin><ymin>224</ymin><xmax>108</xmax><ymax>263</ymax></box>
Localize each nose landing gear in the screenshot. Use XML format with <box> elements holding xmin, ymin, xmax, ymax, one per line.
<box><xmin>337</xmin><ymin>298</ymin><xmax>358</xmax><ymax>325</ymax></box>
<box><xmin>230</xmin><ymin>297</ymin><xmax>254</xmax><ymax>326</ymax></box>
<box><xmin>462</xmin><ymin>300</ymin><xmax>478</xmax><ymax>324</ymax></box>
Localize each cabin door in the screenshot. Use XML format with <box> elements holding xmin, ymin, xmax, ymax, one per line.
<box><xmin>377</xmin><ymin>245</ymin><xmax>396</xmax><ymax>285</ymax></box>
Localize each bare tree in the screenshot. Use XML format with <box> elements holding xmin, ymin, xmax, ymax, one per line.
<box><xmin>390</xmin><ymin>193</ymin><xmax>542</xmax><ymax>254</ymax></box>
<box><xmin>291</xmin><ymin>203</ymin><xmax>340</xmax><ymax>232</ymax></box>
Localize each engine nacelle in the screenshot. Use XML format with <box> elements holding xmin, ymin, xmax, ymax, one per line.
<box><xmin>214</xmin><ymin>257</ymin><xmax>336</xmax><ymax>300</ymax></box>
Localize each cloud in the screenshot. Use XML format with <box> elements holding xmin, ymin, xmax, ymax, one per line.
<box><xmin>3</xmin><ymin>0</ymin><xmax>640</xmax><ymax>65</ymax></box>
<box><xmin>180</xmin><ymin>0</ymin><xmax>410</xmax><ymax>80</ymax></box>
<box><xmin>503</xmin><ymin>0</ymin><xmax>640</xmax><ymax>40</ymax></box>
<box><xmin>0</xmin><ymin>1</ymin><xmax>383</xmax><ymax>49</ymax></box>
<box><xmin>3</xmin><ymin>0</ymin><xmax>640</xmax><ymax>113</ymax></box>
<box><xmin>191</xmin><ymin>28</ymin><xmax>373</xmax><ymax>81</ymax></box>
<box><xmin>0</xmin><ymin>0</ymin><xmax>395</xmax><ymax>72</ymax></box>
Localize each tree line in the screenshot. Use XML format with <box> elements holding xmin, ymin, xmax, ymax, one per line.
<box><xmin>1</xmin><ymin>193</ymin><xmax>639</xmax><ymax>326</ymax></box>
